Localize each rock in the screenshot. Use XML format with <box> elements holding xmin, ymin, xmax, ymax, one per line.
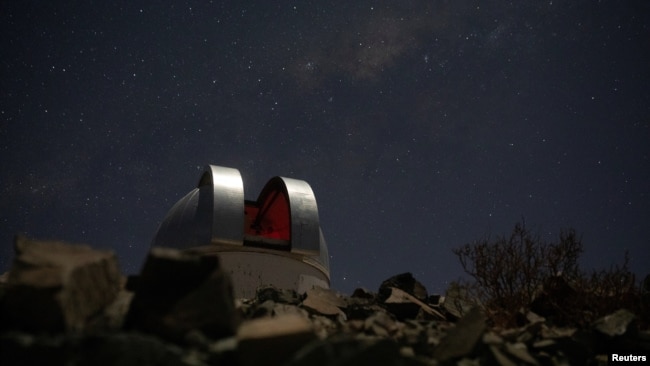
<box><xmin>540</xmin><ymin>326</ymin><xmax>577</xmax><ymax>339</ymax></box>
<box><xmin>483</xmin><ymin>331</ymin><xmax>504</xmax><ymax>345</ymax></box>
<box><xmin>345</xmin><ymin>290</ymin><xmax>381</xmax><ymax>320</ymax></box>
<box><xmin>351</xmin><ymin>287</ymin><xmax>376</xmax><ymax>300</ymax></box>
<box><xmin>488</xmin><ymin>341</ymin><xmax>541</xmax><ymax>366</ymax></box>
<box><xmin>0</xmin><ymin>331</ymin><xmax>190</xmax><ymax>366</ymax></box>
<box><xmin>549</xmin><ymin>329</ymin><xmax>595</xmax><ymax>365</ymax></box>
<box><xmin>531</xmin><ymin>338</ymin><xmax>555</xmax><ymax>349</ymax></box>
<box><xmin>256</xmin><ymin>285</ymin><xmax>301</xmax><ymax>305</ymax></box>
<box><xmin>0</xmin><ymin>331</ymin><xmax>68</xmax><ymax>366</ymax></box>
<box><xmin>87</xmin><ymin>289</ymin><xmax>134</xmax><ymax>331</ymax></box>
<box><xmin>364</xmin><ymin>311</ymin><xmax>398</xmax><ymax>338</ymax></box>
<box><xmin>79</xmin><ymin>332</ymin><xmax>192</xmax><ymax>366</ymax></box>
<box><xmin>311</xmin><ymin>314</ymin><xmax>339</xmax><ymax>339</ymax></box>
<box><xmin>399</xmin><ymin>319</ymin><xmax>432</xmax><ymax>357</ymax></box>
<box><xmin>249</xmin><ymin>299</ymin><xmax>276</xmax><ymax>318</ymax></box>
<box><xmin>285</xmin><ymin>335</ymin><xmax>425</xmax><ymax>366</ymax></box>
<box><xmin>426</xmin><ymin>294</ymin><xmax>442</xmax><ymax>307</ymax></box>
<box><xmin>378</xmin><ymin>273</ymin><xmax>428</xmax><ymax>303</ymax></box>
<box><xmin>381</xmin><ymin>287</ymin><xmax>420</xmax><ymax>320</ymax></box>
<box><xmin>432</xmin><ymin>307</ymin><xmax>487</xmax><ymax>362</ymax></box>
<box><xmin>247</xmin><ymin>298</ymin><xmax>310</xmax><ymax>319</ymax></box>
<box><xmin>381</xmin><ymin>287</ymin><xmax>446</xmax><ymax>321</ymax></box>
<box><xmin>346</xmin><ymin>302</ymin><xmax>386</xmax><ymax>321</ymax></box>
<box><xmin>125</xmin><ymin>247</ymin><xmax>237</xmax><ymax>343</ymax></box>
<box><xmin>301</xmin><ymin>286</ymin><xmax>347</xmax><ymax>318</ymax></box>
<box><xmin>489</xmin><ymin>345</ymin><xmax>518</xmax><ymax>366</ymax></box>
<box><xmin>0</xmin><ymin>236</ymin><xmax>121</xmax><ymax>332</ymax></box>
<box><xmin>441</xmin><ymin>283</ymin><xmax>476</xmax><ymax>320</ymax></box>
<box><xmin>525</xmin><ymin>311</ymin><xmax>545</xmax><ymax>325</ymax></box>
<box><xmin>273</xmin><ymin>302</ymin><xmax>310</xmax><ymax>318</ymax></box>
<box><xmin>503</xmin><ymin>342</ymin><xmax>538</xmax><ymax>365</ymax></box>
<box><xmin>2</xmin><ymin>248</ymin><xmax>650</xmax><ymax>366</ymax></box>
<box><xmin>237</xmin><ymin>314</ymin><xmax>316</xmax><ymax>366</ymax></box>
<box><xmin>593</xmin><ymin>309</ymin><xmax>637</xmax><ymax>337</ymax></box>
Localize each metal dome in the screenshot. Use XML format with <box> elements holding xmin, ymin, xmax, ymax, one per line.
<box><xmin>152</xmin><ymin>165</ymin><xmax>245</xmax><ymax>248</ymax></box>
<box><xmin>151</xmin><ymin>165</ymin><xmax>330</xmax><ymax>298</ymax></box>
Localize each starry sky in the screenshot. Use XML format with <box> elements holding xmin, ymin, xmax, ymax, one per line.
<box><xmin>1</xmin><ymin>1</ymin><xmax>649</xmax><ymax>295</ymax></box>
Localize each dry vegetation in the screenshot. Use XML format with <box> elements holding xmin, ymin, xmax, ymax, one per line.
<box><xmin>452</xmin><ymin>221</ymin><xmax>648</xmax><ymax>329</ymax></box>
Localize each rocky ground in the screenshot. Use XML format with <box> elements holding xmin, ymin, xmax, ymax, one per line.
<box><xmin>0</xmin><ymin>236</ymin><xmax>648</xmax><ymax>365</ymax></box>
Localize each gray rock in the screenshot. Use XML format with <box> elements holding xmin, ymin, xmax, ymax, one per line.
<box><xmin>344</xmin><ymin>295</ymin><xmax>382</xmax><ymax>320</ymax></box>
<box><xmin>381</xmin><ymin>287</ymin><xmax>421</xmax><ymax>320</ymax></box>
<box><xmin>364</xmin><ymin>311</ymin><xmax>398</xmax><ymax>338</ymax></box>
<box><xmin>237</xmin><ymin>313</ymin><xmax>316</xmax><ymax>366</ymax></box>
<box><xmin>441</xmin><ymin>284</ymin><xmax>476</xmax><ymax>320</ymax></box>
<box><xmin>0</xmin><ymin>331</ymin><xmax>68</xmax><ymax>366</ymax></box>
<box><xmin>378</xmin><ymin>273</ymin><xmax>428</xmax><ymax>303</ymax></box>
<box><xmin>432</xmin><ymin>307</ymin><xmax>487</xmax><ymax>362</ymax></box>
<box><xmin>489</xmin><ymin>345</ymin><xmax>518</xmax><ymax>366</ymax></box>
<box><xmin>3</xmin><ymin>247</ymin><xmax>649</xmax><ymax>366</ymax></box>
<box><xmin>249</xmin><ymin>299</ymin><xmax>276</xmax><ymax>318</ymax></box>
<box><xmin>256</xmin><ymin>285</ymin><xmax>301</xmax><ymax>305</ymax></box>
<box><xmin>125</xmin><ymin>247</ymin><xmax>237</xmax><ymax>343</ymax></box>
<box><xmin>503</xmin><ymin>342</ymin><xmax>538</xmax><ymax>365</ymax></box>
<box><xmin>0</xmin><ymin>236</ymin><xmax>121</xmax><ymax>332</ymax></box>
<box><xmin>311</xmin><ymin>314</ymin><xmax>339</xmax><ymax>339</ymax></box>
<box><xmin>79</xmin><ymin>332</ymin><xmax>192</xmax><ymax>366</ymax></box>
<box><xmin>87</xmin><ymin>289</ymin><xmax>134</xmax><ymax>331</ymax></box>
<box><xmin>286</xmin><ymin>335</ymin><xmax>426</xmax><ymax>366</ymax></box>
<box><xmin>483</xmin><ymin>331</ymin><xmax>504</xmax><ymax>345</ymax></box>
<box><xmin>301</xmin><ymin>286</ymin><xmax>347</xmax><ymax>318</ymax></box>
<box><xmin>547</xmin><ymin>330</ymin><xmax>594</xmax><ymax>365</ymax></box>
<box><xmin>398</xmin><ymin>319</ymin><xmax>433</xmax><ymax>357</ymax></box>
<box><xmin>526</xmin><ymin>311</ymin><xmax>545</xmax><ymax>325</ymax></box>
<box><xmin>0</xmin><ymin>331</ymin><xmax>192</xmax><ymax>366</ymax></box>
<box><xmin>593</xmin><ymin>309</ymin><xmax>637</xmax><ymax>337</ymax></box>
<box><xmin>540</xmin><ymin>326</ymin><xmax>577</xmax><ymax>339</ymax></box>
<box><xmin>382</xmin><ymin>287</ymin><xmax>446</xmax><ymax>321</ymax></box>
<box><xmin>273</xmin><ymin>302</ymin><xmax>310</xmax><ymax>318</ymax></box>
<box><xmin>351</xmin><ymin>287</ymin><xmax>376</xmax><ymax>300</ymax></box>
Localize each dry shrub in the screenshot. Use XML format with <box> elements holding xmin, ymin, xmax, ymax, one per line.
<box><xmin>570</xmin><ymin>253</ymin><xmax>646</xmax><ymax>327</ymax></box>
<box><xmin>452</xmin><ymin>222</ymin><xmax>646</xmax><ymax>328</ymax></box>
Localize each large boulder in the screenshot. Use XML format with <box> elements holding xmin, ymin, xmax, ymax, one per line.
<box><xmin>125</xmin><ymin>247</ymin><xmax>237</xmax><ymax>343</ymax></box>
<box><xmin>0</xmin><ymin>235</ymin><xmax>122</xmax><ymax>332</ymax></box>
<box><xmin>378</xmin><ymin>273</ymin><xmax>428</xmax><ymax>302</ymax></box>
<box><xmin>381</xmin><ymin>287</ymin><xmax>446</xmax><ymax>321</ymax></box>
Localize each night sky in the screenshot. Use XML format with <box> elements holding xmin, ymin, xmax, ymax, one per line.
<box><xmin>2</xmin><ymin>1</ymin><xmax>649</xmax><ymax>295</ymax></box>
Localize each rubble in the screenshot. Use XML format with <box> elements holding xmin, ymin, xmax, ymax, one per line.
<box><xmin>1</xmin><ymin>237</ymin><xmax>649</xmax><ymax>365</ymax></box>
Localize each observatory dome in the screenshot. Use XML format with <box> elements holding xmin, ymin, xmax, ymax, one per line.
<box><xmin>151</xmin><ymin>165</ymin><xmax>330</xmax><ymax>298</ymax></box>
